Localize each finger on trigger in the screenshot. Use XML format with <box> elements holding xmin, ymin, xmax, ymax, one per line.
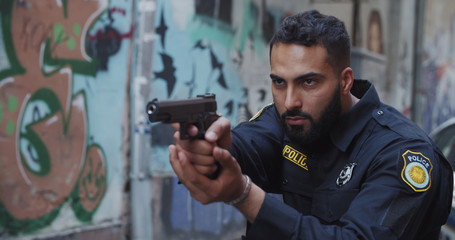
<box><xmin>173</xmin><ymin>131</ymin><xmax>181</xmax><ymax>142</ymax></box>
<box><xmin>170</xmin><ymin>123</ymin><xmax>179</xmax><ymax>131</ymax></box>
<box><xmin>187</xmin><ymin>124</ymin><xmax>199</xmax><ymax>137</ymax></box>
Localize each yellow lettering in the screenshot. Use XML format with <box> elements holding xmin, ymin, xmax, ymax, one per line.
<box><xmin>283</xmin><ymin>146</ymin><xmax>291</xmax><ymax>155</ymax></box>
<box><xmin>289</xmin><ymin>151</ymin><xmax>296</xmax><ymax>160</ymax></box>
<box><xmin>292</xmin><ymin>153</ymin><xmax>300</xmax><ymax>161</ymax></box>
<box><xmin>301</xmin><ymin>162</ymin><xmax>308</xmax><ymax>170</ymax></box>
<box><xmin>282</xmin><ymin>145</ymin><xmax>309</xmax><ymax>171</ymax></box>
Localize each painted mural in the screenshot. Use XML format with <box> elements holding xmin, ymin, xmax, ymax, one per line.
<box><xmin>0</xmin><ymin>0</ymin><xmax>131</xmax><ymax>236</ymax></box>
<box><xmin>148</xmin><ymin>0</ymin><xmax>288</xmax><ymax>238</ymax></box>
<box><xmin>419</xmin><ymin>0</ymin><xmax>455</xmax><ymax>132</ymax></box>
<box><xmin>149</xmin><ymin>0</ymin><xmax>286</xmax><ymax>173</ymax></box>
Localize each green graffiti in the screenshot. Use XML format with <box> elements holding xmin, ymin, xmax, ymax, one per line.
<box><xmin>8</xmin><ymin>95</ymin><xmax>18</xmax><ymax>112</ymax></box>
<box><xmin>73</xmin><ymin>23</ymin><xmax>81</xmax><ymax>35</ymax></box>
<box><xmin>20</xmin><ymin>128</ymin><xmax>51</xmax><ymax>176</ymax></box>
<box><xmin>31</xmin><ymin>88</ymin><xmax>61</xmax><ymax>112</ymax></box>
<box><xmin>0</xmin><ymin>0</ymin><xmax>108</xmax><ymax>235</ymax></box>
<box><xmin>186</xmin><ymin>0</ymin><xmax>266</xmax><ymax>59</ymax></box>
<box><xmin>67</xmin><ymin>36</ymin><xmax>75</xmax><ymax>50</ymax></box>
<box><xmin>18</xmin><ymin>88</ymin><xmax>61</xmax><ymax>176</ymax></box>
<box><xmin>62</xmin><ymin>0</ymin><xmax>68</xmax><ymax>18</ymax></box>
<box><xmin>238</xmin><ymin>1</ymin><xmax>255</xmax><ymax>53</ymax></box>
<box><xmin>0</xmin><ymin>0</ymin><xmax>26</xmax><ymax>79</ymax></box>
<box><xmin>6</xmin><ymin>120</ymin><xmax>14</xmax><ymax>136</ymax></box>
<box><xmin>42</xmin><ymin>39</ymin><xmax>98</xmax><ymax>76</ymax></box>
<box><xmin>187</xmin><ymin>16</ymin><xmax>236</xmax><ymax>50</ymax></box>
<box><xmin>71</xmin><ymin>144</ymin><xmax>107</xmax><ymax>223</ymax></box>
<box><xmin>0</xmin><ymin>201</ymin><xmax>61</xmax><ymax>235</ymax></box>
<box><xmin>53</xmin><ymin>23</ymin><xmax>66</xmax><ymax>44</ymax></box>
<box><xmin>53</xmin><ymin>23</ymin><xmax>78</xmax><ymax>50</ymax></box>
<box><xmin>83</xmin><ymin>158</ymin><xmax>106</xmax><ymax>201</ymax></box>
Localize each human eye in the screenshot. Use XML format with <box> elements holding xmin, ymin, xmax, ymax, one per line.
<box><xmin>272</xmin><ymin>78</ymin><xmax>285</xmax><ymax>86</ymax></box>
<box><xmin>270</xmin><ymin>75</ymin><xmax>286</xmax><ymax>87</ymax></box>
<box><xmin>302</xmin><ymin>78</ymin><xmax>316</xmax><ymax>87</ymax></box>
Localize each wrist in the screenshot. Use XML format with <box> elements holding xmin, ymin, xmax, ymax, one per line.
<box><xmin>233</xmin><ymin>182</ymin><xmax>265</xmax><ymax>223</ymax></box>
<box><xmin>225</xmin><ymin>175</ymin><xmax>251</xmax><ymax>205</ymax></box>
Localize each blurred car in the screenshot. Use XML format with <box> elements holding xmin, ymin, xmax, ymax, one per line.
<box><xmin>429</xmin><ymin>118</ymin><xmax>455</xmax><ymax>240</ymax></box>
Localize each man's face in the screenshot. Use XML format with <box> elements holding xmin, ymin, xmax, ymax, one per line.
<box><xmin>270</xmin><ymin>43</ymin><xmax>342</xmax><ymax>144</ymax></box>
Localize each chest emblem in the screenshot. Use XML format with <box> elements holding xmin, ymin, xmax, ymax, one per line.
<box><xmin>282</xmin><ymin>145</ymin><xmax>308</xmax><ymax>170</ymax></box>
<box><xmin>401</xmin><ymin>150</ymin><xmax>432</xmax><ymax>192</ymax></box>
<box><xmin>336</xmin><ymin>162</ymin><xmax>357</xmax><ymax>188</ymax></box>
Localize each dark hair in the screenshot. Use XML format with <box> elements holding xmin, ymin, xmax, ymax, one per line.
<box><xmin>269</xmin><ymin>10</ymin><xmax>351</xmax><ymax>74</ymax></box>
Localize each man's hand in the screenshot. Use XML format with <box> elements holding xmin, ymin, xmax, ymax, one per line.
<box><xmin>169</xmin><ymin>144</ymin><xmax>244</xmax><ymax>204</ymax></box>
<box><xmin>171</xmin><ymin>117</ymin><xmax>232</xmax><ymax>177</ymax></box>
<box><xmin>169</xmin><ymin>143</ymin><xmax>265</xmax><ymax>223</ymax></box>
<box><xmin>169</xmin><ymin>117</ymin><xmax>265</xmax><ymax>223</ymax></box>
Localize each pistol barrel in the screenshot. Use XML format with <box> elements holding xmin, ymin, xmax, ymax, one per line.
<box><xmin>146</xmin><ymin>94</ymin><xmax>217</xmax><ymax>123</ymax></box>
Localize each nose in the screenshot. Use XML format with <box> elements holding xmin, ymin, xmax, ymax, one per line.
<box><xmin>284</xmin><ymin>88</ymin><xmax>302</xmax><ymax>111</ymax></box>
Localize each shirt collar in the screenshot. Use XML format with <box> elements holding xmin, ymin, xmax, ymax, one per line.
<box><xmin>330</xmin><ymin>79</ymin><xmax>381</xmax><ymax>152</ymax></box>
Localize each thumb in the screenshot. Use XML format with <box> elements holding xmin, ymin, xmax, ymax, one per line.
<box><xmin>213</xmin><ymin>146</ymin><xmax>237</xmax><ymax>170</ymax></box>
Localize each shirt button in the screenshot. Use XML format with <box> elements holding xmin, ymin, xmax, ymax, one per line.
<box><xmin>377</xmin><ymin>110</ymin><xmax>384</xmax><ymax>115</ymax></box>
<box><xmin>282</xmin><ymin>179</ymin><xmax>288</xmax><ymax>185</ymax></box>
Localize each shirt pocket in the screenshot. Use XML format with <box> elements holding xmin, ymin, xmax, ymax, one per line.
<box><xmin>311</xmin><ymin>189</ymin><xmax>359</xmax><ymax>223</ymax></box>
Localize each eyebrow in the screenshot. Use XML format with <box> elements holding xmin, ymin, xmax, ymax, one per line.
<box><xmin>270</xmin><ymin>72</ymin><xmax>325</xmax><ymax>82</ymax></box>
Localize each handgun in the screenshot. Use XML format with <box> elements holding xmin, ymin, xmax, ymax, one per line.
<box><xmin>146</xmin><ymin>94</ymin><xmax>220</xmax><ymax>139</ymax></box>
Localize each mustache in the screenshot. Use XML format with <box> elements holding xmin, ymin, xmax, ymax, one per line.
<box><xmin>281</xmin><ymin>110</ymin><xmax>313</xmax><ymax>121</ymax></box>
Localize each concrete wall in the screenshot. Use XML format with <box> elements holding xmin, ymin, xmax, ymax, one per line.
<box><xmin>139</xmin><ymin>0</ymin><xmax>354</xmax><ymax>239</ymax></box>
<box><xmin>1</xmin><ymin>0</ymin><xmax>455</xmax><ymax>239</ymax></box>
<box><xmin>351</xmin><ymin>0</ymin><xmax>415</xmax><ymax>116</ymax></box>
<box><xmin>414</xmin><ymin>0</ymin><xmax>455</xmax><ymax>132</ymax></box>
<box><xmin>0</xmin><ymin>0</ymin><xmax>132</xmax><ymax>238</ymax></box>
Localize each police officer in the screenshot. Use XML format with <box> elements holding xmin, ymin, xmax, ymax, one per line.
<box><xmin>169</xmin><ymin>10</ymin><xmax>453</xmax><ymax>239</ymax></box>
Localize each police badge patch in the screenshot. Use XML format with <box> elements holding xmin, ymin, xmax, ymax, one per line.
<box><xmin>401</xmin><ymin>150</ymin><xmax>432</xmax><ymax>192</ymax></box>
<box><xmin>336</xmin><ymin>162</ymin><xmax>357</xmax><ymax>188</ymax></box>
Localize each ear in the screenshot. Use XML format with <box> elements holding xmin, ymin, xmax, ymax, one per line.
<box><xmin>339</xmin><ymin>67</ymin><xmax>354</xmax><ymax>95</ymax></box>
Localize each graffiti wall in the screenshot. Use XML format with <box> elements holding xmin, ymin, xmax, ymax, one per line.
<box><xmin>148</xmin><ymin>0</ymin><xmax>284</xmax><ymax>174</ymax></box>
<box><xmin>0</xmin><ymin>0</ymin><xmax>440</xmax><ymax>238</ymax></box>
<box><xmin>145</xmin><ymin>0</ymin><xmax>354</xmax><ymax>239</ymax></box>
<box><xmin>147</xmin><ymin>0</ymin><xmax>354</xmax><ymax>174</ymax></box>
<box><xmin>148</xmin><ymin>0</ymin><xmax>285</xmax><ymax>238</ymax></box>
<box><xmin>0</xmin><ymin>0</ymin><xmax>132</xmax><ymax>237</ymax></box>
<box><xmin>417</xmin><ymin>0</ymin><xmax>455</xmax><ymax>132</ymax></box>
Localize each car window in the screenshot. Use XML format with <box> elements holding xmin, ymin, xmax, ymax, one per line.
<box><xmin>433</xmin><ymin>125</ymin><xmax>455</xmax><ymax>170</ymax></box>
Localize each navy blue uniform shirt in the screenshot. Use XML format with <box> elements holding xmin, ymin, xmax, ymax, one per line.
<box><xmin>229</xmin><ymin>80</ymin><xmax>453</xmax><ymax>239</ymax></box>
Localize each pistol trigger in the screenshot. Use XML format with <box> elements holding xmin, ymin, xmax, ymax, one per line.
<box><xmin>179</xmin><ymin>122</ymin><xmax>204</xmax><ymax>140</ymax></box>
<box><xmin>193</xmin><ymin>121</ymin><xmax>205</xmax><ymax>139</ymax></box>
<box><xmin>179</xmin><ymin>123</ymin><xmax>189</xmax><ymax>140</ymax></box>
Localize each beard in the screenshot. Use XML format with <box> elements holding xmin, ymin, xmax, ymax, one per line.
<box><xmin>280</xmin><ymin>86</ymin><xmax>342</xmax><ymax>146</ymax></box>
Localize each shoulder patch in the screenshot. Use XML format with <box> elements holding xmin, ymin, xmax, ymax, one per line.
<box><xmin>249</xmin><ymin>102</ymin><xmax>274</xmax><ymax>122</ymax></box>
<box><xmin>401</xmin><ymin>150</ymin><xmax>433</xmax><ymax>192</ymax></box>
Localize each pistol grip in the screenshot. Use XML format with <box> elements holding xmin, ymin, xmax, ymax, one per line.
<box><xmin>178</xmin><ymin>114</ymin><xmax>219</xmax><ymax>140</ymax></box>
<box><xmin>178</xmin><ymin>123</ymin><xmax>192</xmax><ymax>140</ymax></box>
<box><xmin>179</xmin><ymin>122</ymin><xmax>206</xmax><ymax>140</ymax></box>
<box><xmin>179</xmin><ymin>125</ymin><xmax>207</xmax><ymax>140</ymax></box>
